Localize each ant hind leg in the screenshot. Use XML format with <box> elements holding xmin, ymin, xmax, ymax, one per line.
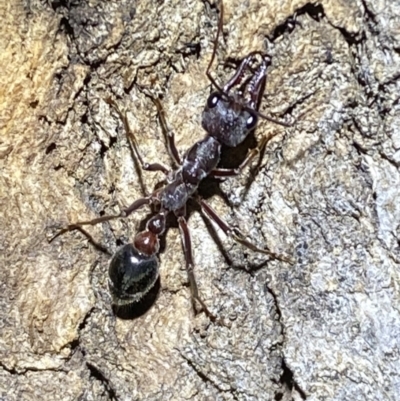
<box><xmin>177</xmin><ymin>215</ymin><xmax>216</xmax><ymax>321</ymax></box>
<box><xmin>198</xmin><ymin>198</ymin><xmax>294</xmax><ymax>265</ymax></box>
<box><xmin>49</xmin><ymin>197</ymin><xmax>151</xmax><ymax>243</ymax></box>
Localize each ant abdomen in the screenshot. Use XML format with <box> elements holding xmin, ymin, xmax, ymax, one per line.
<box><xmin>108</xmin><ymin>244</ymin><xmax>159</xmax><ymax>306</ymax></box>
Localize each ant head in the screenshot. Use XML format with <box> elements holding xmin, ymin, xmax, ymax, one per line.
<box><xmin>108</xmin><ymin>243</ymin><xmax>159</xmax><ymax>305</ymax></box>
<box><xmin>202</xmin><ymin>53</ymin><xmax>270</xmax><ymax>147</ymax></box>
<box><xmin>202</xmin><ymin>91</ymin><xmax>259</xmax><ymax>147</ymax></box>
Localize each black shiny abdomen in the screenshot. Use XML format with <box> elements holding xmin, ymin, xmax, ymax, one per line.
<box><xmin>108</xmin><ymin>244</ymin><xmax>159</xmax><ymax>305</ymax></box>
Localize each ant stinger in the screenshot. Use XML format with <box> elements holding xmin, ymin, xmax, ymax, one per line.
<box><xmin>50</xmin><ymin>0</ymin><xmax>294</xmax><ymax>320</ymax></box>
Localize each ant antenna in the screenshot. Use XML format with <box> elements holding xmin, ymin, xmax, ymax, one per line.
<box><xmin>205</xmin><ymin>0</ymin><xmax>224</xmax><ymax>93</ymax></box>
<box><xmin>255</xmin><ymin>110</ymin><xmax>294</xmax><ymax>127</ymax></box>
<box><xmin>205</xmin><ymin>1</ymin><xmax>293</xmax><ymax>128</ymax></box>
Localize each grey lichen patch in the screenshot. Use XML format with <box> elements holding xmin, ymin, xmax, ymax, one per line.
<box><xmin>1</xmin><ymin>0</ymin><xmax>400</xmax><ymax>400</ymax></box>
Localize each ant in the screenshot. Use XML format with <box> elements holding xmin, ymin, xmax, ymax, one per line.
<box><xmin>50</xmin><ymin>0</ymin><xmax>294</xmax><ymax>320</ymax></box>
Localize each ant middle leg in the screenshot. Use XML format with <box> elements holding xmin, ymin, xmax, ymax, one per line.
<box><xmin>106</xmin><ymin>98</ymin><xmax>170</xmax><ymax>175</ymax></box>
<box><xmin>151</xmin><ymin>98</ymin><xmax>182</xmax><ymax>167</ymax></box>
<box><xmin>198</xmin><ymin>198</ymin><xmax>294</xmax><ymax>265</ymax></box>
<box><xmin>177</xmin><ymin>215</ymin><xmax>216</xmax><ymax>321</ymax></box>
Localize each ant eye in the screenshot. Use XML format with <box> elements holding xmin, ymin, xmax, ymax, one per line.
<box><xmin>207</xmin><ymin>92</ymin><xmax>221</xmax><ymax>109</ymax></box>
<box><xmin>246</xmin><ymin>112</ymin><xmax>258</xmax><ymax>129</ymax></box>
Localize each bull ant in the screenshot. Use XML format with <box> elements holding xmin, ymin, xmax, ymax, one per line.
<box><xmin>50</xmin><ymin>0</ymin><xmax>294</xmax><ymax>320</ymax></box>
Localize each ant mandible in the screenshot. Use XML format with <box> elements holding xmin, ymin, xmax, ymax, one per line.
<box><xmin>50</xmin><ymin>0</ymin><xmax>294</xmax><ymax>320</ymax></box>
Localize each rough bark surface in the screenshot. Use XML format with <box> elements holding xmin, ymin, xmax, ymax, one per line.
<box><xmin>1</xmin><ymin>0</ymin><xmax>399</xmax><ymax>400</ymax></box>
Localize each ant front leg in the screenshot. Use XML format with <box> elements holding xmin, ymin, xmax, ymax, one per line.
<box><xmin>209</xmin><ymin>136</ymin><xmax>268</xmax><ymax>178</ymax></box>
<box><xmin>198</xmin><ymin>198</ymin><xmax>294</xmax><ymax>265</ymax></box>
<box><xmin>210</xmin><ymin>134</ymin><xmax>275</xmax><ymax>178</ymax></box>
<box><xmin>177</xmin><ymin>214</ymin><xmax>216</xmax><ymax>321</ymax></box>
<box><xmin>106</xmin><ymin>98</ymin><xmax>170</xmax><ymax>175</ymax></box>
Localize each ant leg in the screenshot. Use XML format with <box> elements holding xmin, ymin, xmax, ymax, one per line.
<box><xmin>152</xmin><ymin>98</ymin><xmax>182</xmax><ymax>166</ymax></box>
<box><xmin>198</xmin><ymin>198</ymin><xmax>294</xmax><ymax>265</ymax></box>
<box><xmin>210</xmin><ymin>134</ymin><xmax>274</xmax><ymax>178</ymax></box>
<box><xmin>50</xmin><ymin>197</ymin><xmax>151</xmax><ymax>242</ymax></box>
<box><xmin>75</xmin><ymin>226</ymin><xmax>112</xmax><ymax>255</ymax></box>
<box><xmin>106</xmin><ymin>98</ymin><xmax>170</xmax><ymax>175</ymax></box>
<box><xmin>177</xmin><ymin>215</ymin><xmax>216</xmax><ymax>321</ymax></box>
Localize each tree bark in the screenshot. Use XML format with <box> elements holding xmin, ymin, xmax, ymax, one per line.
<box><xmin>1</xmin><ymin>0</ymin><xmax>399</xmax><ymax>400</ymax></box>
